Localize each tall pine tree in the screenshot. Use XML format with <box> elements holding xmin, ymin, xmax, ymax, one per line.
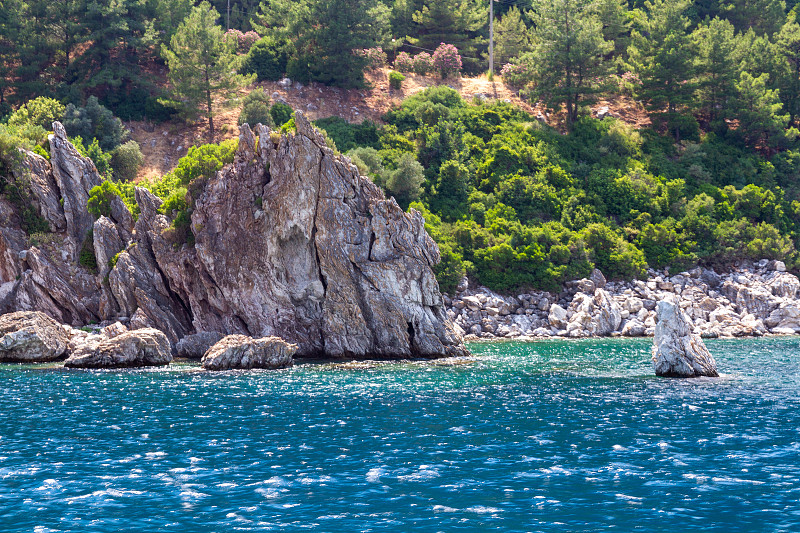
<box><xmin>692</xmin><ymin>17</ymin><xmax>742</xmax><ymax>124</ymax></box>
<box><xmin>775</xmin><ymin>11</ymin><xmax>800</xmax><ymax>125</ymax></box>
<box><xmin>410</xmin><ymin>0</ymin><xmax>486</xmax><ymax>74</ymax></box>
<box><xmin>163</xmin><ymin>2</ymin><xmax>254</xmax><ymax>140</ymax></box>
<box><xmin>254</xmin><ymin>0</ymin><xmax>389</xmax><ymax>87</ymax></box>
<box><xmin>528</xmin><ymin>0</ymin><xmax>612</xmax><ymax>129</ymax></box>
<box><xmin>627</xmin><ymin>0</ymin><xmax>696</xmax><ymax>138</ymax></box>
<box><xmin>493</xmin><ymin>6</ymin><xmax>530</xmax><ymax>69</ymax></box>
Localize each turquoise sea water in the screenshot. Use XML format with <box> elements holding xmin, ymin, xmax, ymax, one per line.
<box><xmin>1</xmin><ymin>338</ymin><xmax>799</xmax><ymax>532</ymax></box>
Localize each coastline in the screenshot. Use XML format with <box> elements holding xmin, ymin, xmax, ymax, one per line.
<box><xmin>446</xmin><ymin>259</ymin><xmax>800</xmax><ymax>343</ymax></box>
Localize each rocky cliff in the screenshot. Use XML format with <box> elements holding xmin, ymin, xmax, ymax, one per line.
<box><xmin>0</xmin><ymin>115</ymin><xmax>467</xmax><ymax>359</ymax></box>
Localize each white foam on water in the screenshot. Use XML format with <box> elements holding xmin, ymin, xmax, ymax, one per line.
<box><xmin>145</xmin><ymin>451</ymin><xmax>166</xmax><ymax>460</ymax></box>
<box><xmin>464</xmin><ymin>505</ymin><xmax>502</xmax><ymax>514</ymax></box>
<box><xmin>366</xmin><ymin>467</ymin><xmax>385</xmax><ymax>483</ymax></box>
<box><xmin>398</xmin><ymin>465</ymin><xmax>441</xmax><ymax>482</ymax></box>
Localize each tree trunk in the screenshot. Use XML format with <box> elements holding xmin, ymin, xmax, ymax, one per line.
<box><xmin>206</xmin><ymin>72</ymin><xmax>214</xmax><ymax>142</ymax></box>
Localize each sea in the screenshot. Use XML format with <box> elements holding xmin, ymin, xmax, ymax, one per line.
<box><xmin>1</xmin><ymin>337</ymin><xmax>799</xmax><ymax>532</ymax></box>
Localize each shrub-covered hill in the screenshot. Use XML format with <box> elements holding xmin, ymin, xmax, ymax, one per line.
<box><xmin>333</xmin><ymin>86</ymin><xmax>800</xmax><ymax>294</ymax></box>
<box><xmin>73</xmin><ymin>86</ymin><xmax>800</xmax><ymax>296</ymax></box>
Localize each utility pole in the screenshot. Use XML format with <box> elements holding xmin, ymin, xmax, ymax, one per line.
<box><xmin>227</xmin><ymin>0</ymin><xmax>231</xmax><ymax>30</ymax></box>
<box><xmin>489</xmin><ymin>0</ymin><xmax>494</xmax><ymax>75</ymax></box>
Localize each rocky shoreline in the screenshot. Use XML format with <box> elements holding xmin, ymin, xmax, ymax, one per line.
<box><xmin>446</xmin><ymin>260</ymin><xmax>800</xmax><ymax>341</ymax></box>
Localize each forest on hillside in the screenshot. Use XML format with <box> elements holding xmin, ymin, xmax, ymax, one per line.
<box><xmin>4</xmin><ymin>0</ymin><xmax>800</xmax><ymax>293</ymax></box>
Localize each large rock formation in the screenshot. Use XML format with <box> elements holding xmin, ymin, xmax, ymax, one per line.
<box><xmin>201</xmin><ymin>335</ymin><xmax>296</xmax><ymax>370</ymax></box>
<box><xmin>0</xmin><ymin>117</ymin><xmax>467</xmax><ymax>360</ymax></box>
<box><xmin>653</xmin><ymin>298</ymin><xmax>718</xmax><ymax>378</ymax></box>
<box><xmin>0</xmin><ymin>311</ymin><xmax>69</xmax><ymax>362</ymax></box>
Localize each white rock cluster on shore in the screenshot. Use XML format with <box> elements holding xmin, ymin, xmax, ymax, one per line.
<box><xmin>447</xmin><ymin>260</ymin><xmax>800</xmax><ymax>340</ymax></box>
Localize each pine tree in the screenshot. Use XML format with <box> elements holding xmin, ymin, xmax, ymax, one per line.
<box><xmin>732</xmin><ymin>71</ymin><xmax>794</xmax><ymax>152</ymax></box>
<box><xmin>26</xmin><ymin>0</ymin><xmax>87</xmax><ymax>79</ymax></box>
<box><xmin>80</xmin><ymin>0</ymin><xmax>152</xmax><ymax>90</ymax></box>
<box><xmin>494</xmin><ymin>6</ymin><xmax>530</xmax><ymax>69</ymax></box>
<box><xmin>0</xmin><ymin>0</ymin><xmax>25</xmax><ymax>107</ymax></box>
<box><xmin>692</xmin><ymin>17</ymin><xmax>742</xmax><ymax>123</ymax></box>
<box><xmin>627</xmin><ymin>0</ymin><xmax>696</xmax><ymax>137</ymax></box>
<box><xmin>254</xmin><ymin>0</ymin><xmax>389</xmax><ymax>87</ymax></box>
<box><xmin>775</xmin><ymin>12</ymin><xmax>800</xmax><ymax>125</ymax></box>
<box><xmin>149</xmin><ymin>0</ymin><xmax>194</xmax><ymax>46</ymax></box>
<box><xmin>528</xmin><ymin>0</ymin><xmax>612</xmax><ymax>129</ymax></box>
<box><xmin>720</xmin><ymin>0</ymin><xmax>786</xmax><ymax>36</ymax></box>
<box><xmin>410</xmin><ymin>0</ymin><xmax>486</xmax><ymax>74</ymax></box>
<box><xmin>593</xmin><ymin>0</ymin><xmax>631</xmax><ymax>58</ymax></box>
<box><xmin>162</xmin><ymin>2</ymin><xmax>254</xmax><ymax>140</ymax></box>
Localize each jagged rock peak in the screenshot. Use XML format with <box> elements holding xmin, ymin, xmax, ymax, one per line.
<box><xmin>162</xmin><ymin>115</ymin><xmax>468</xmax><ymax>359</ymax></box>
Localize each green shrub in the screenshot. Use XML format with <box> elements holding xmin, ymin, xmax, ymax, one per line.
<box><xmin>389</xmin><ymin>71</ymin><xmax>405</xmax><ymax>90</ymax></box>
<box><xmin>386</xmin><ymin>152</ymin><xmax>424</xmax><ymax>209</ymax></box>
<box><xmin>109</xmin><ymin>251</ymin><xmax>122</xmax><ymax>270</ymax></box>
<box><xmin>242</xmin><ymin>36</ymin><xmax>288</xmax><ymax>81</ymax></box>
<box><xmin>581</xmin><ymin>223</ymin><xmax>647</xmax><ymax>280</ymax></box>
<box><xmin>62</xmin><ymin>96</ymin><xmax>128</xmax><ymax>151</ymax></box>
<box><xmin>7</xmin><ymin>97</ymin><xmax>65</xmax><ymax>130</ymax></box>
<box><xmin>111</xmin><ymin>141</ymin><xmax>144</xmax><ymax>181</ymax></box>
<box><xmin>72</xmin><ymin>136</ymin><xmax>112</xmax><ymax>178</ymax></box>
<box><xmin>270</xmin><ymin>102</ymin><xmax>293</xmax><ymax>127</ymax></box>
<box><xmin>87</xmin><ymin>180</ymin><xmax>123</xmax><ymax>219</ymax></box>
<box><xmin>172</xmin><ymin>139</ymin><xmax>237</xmax><ymax>187</ymax></box>
<box><xmin>311</xmin><ymin>117</ymin><xmax>381</xmax><ymax>154</ymax></box>
<box><xmin>238</xmin><ymin>90</ymin><xmax>274</xmax><ymax>127</ymax></box>
<box><xmin>79</xmin><ymin>229</ymin><xmax>97</xmax><ymax>272</ymax></box>
<box><xmin>347</xmin><ymin>146</ymin><xmax>387</xmax><ymax>186</ymax></box>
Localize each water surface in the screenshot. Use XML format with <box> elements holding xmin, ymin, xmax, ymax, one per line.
<box><xmin>1</xmin><ymin>337</ymin><xmax>799</xmax><ymax>532</ymax></box>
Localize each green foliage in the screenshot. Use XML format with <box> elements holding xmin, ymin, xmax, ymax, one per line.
<box><xmin>238</xmin><ymin>90</ymin><xmax>274</xmax><ymax>127</ymax></box>
<box><xmin>627</xmin><ymin>0</ymin><xmax>697</xmax><ymax>138</ymax></box>
<box><xmin>162</xmin><ymin>2</ymin><xmax>255</xmax><ymax>140</ymax></box>
<box><xmin>62</xmin><ymin>96</ymin><xmax>128</xmax><ymax>151</ymax></box>
<box><xmin>526</xmin><ymin>0</ymin><xmax>612</xmax><ymax>128</ymax></box>
<box><xmin>87</xmin><ymin>180</ymin><xmax>122</xmax><ymax>219</ymax></box>
<box><xmin>7</xmin><ymin>97</ymin><xmax>65</xmax><ymax>130</ymax></box>
<box><xmin>72</xmin><ymin>136</ymin><xmax>112</xmax><ymax>178</ymax></box>
<box><xmin>409</xmin><ymin>0</ymin><xmax>486</xmax><ymax>74</ymax></box>
<box><xmin>111</xmin><ymin>141</ymin><xmax>144</xmax><ymax>182</ymax></box>
<box><xmin>347</xmin><ymin>146</ymin><xmax>388</xmax><ymax>187</ymax></box>
<box><xmin>389</xmin><ymin>71</ymin><xmax>405</xmax><ymax>90</ymax></box>
<box><xmin>242</xmin><ymin>36</ymin><xmax>288</xmax><ymax>81</ymax></box>
<box><xmin>386</xmin><ymin>152</ymin><xmax>425</xmax><ymax>209</ymax></box>
<box><xmin>109</xmin><ymin>251</ymin><xmax>122</xmax><ymax>270</ymax></box>
<box><xmin>270</xmin><ymin>102</ymin><xmax>294</xmax><ymax>127</ymax></box>
<box><xmin>133</xmin><ymin>139</ymin><xmax>237</xmax><ymax>247</ymax></box>
<box><xmin>79</xmin><ymin>229</ymin><xmax>97</xmax><ymax>272</ymax></box>
<box><xmin>493</xmin><ymin>6</ymin><xmax>530</xmax><ymax>69</ymax></box>
<box><xmin>253</xmin><ymin>0</ymin><xmax>389</xmax><ymax>87</ymax></box>
<box><xmin>731</xmin><ymin>71</ymin><xmax>796</xmax><ymax>151</ymax></box>
<box><xmin>313</xmin><ymin>117</ymin><xmax>380</xmax><ymax>153</ymax></box>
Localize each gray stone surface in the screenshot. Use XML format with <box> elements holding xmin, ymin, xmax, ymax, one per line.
<box><xmin>176</xmin><ymin>331</ymin><xmax>224</xmax><ymax>359</ymax></box>
<box><xmin>653</xmin><ymin>299</ymin><xmax>718</xmax><ymax>378</ymax></box>
<box><xmin>201</xmin><ymin>335</ymin><xmax>296</xmax><ymax>370</ymax></box>
<box><xmin>64</xmin><ymin>328</ymin><xmax>172</xmax><ymax>368</ymax></box>
<box><xmin>0</xmin><ymin>311</ymin><xmax>69</xmax><ymax>362</ymax></box>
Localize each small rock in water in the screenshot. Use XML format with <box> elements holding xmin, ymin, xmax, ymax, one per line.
<box><xmin>201</xmin><ymin>335</ymin><xmax>296</xmax><ymax>371</ymax></box>
<box><xmin>65</xmin><ymin>328</ymin><xmax>172</xmax><ymax>368</ymax></box>
<box><xmin>0</xmin><ymin>311</ymin><xmax>70</xmax><ymax>362</ymax></box>
<box><xmin>653</xmin><ymin>298</ymin><xmax>718</xmax><ymax>378</ymax></box>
